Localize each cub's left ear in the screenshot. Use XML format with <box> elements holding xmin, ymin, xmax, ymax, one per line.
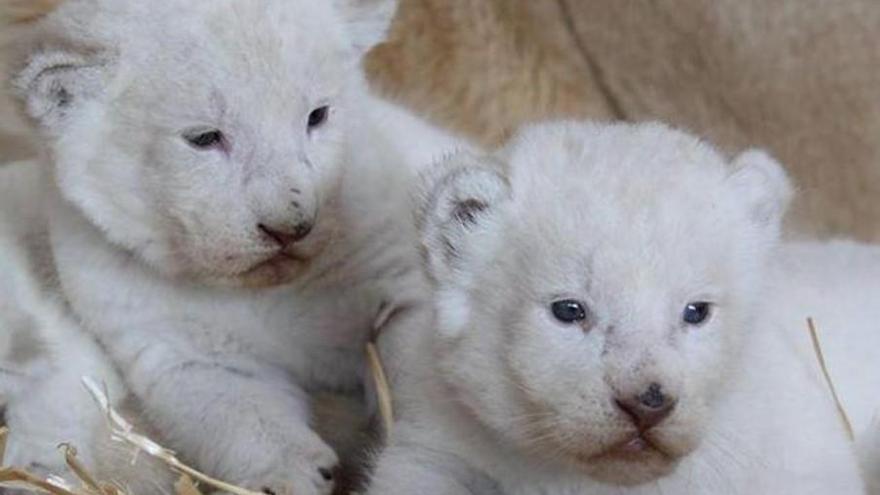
<box><xmin>729</xmin><ymin>149</ymin><xmax>793</xmax><ymax>234</ymax></box>
<box><xmin>333</xmin><ymin>0</ymin><xmax>399</xmax><ymax>57</ymax></box>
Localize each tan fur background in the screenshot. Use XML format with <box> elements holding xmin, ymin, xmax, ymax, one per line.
<box><xmin>367</xmin><ymin>0</ymin><xmax>880</xmax><ymax>241</ymax></box>
<box><xmin>1</xmin><ymin>0</ymin><xmax>879</xmax><ymax>240</ymax></box>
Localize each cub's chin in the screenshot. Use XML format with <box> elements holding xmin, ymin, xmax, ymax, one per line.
<box><xmin>580</xmin><ymin>443</ymin><xmax>681</xmax><ymax>486</ymax></box>
<box><xmin>160</xmin><ymin>251</ymin><xmax>312</xmax><ymax>289</ymax></box>
<box><xmin>236</xmin><ymin>253</ymin><xmax>310</xmax><ymax>288</ymax></box>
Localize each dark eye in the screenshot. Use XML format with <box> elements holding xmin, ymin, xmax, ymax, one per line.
<box><xmin>551</xmin><ymin>299</ymin><xmax>588</xmax><ymax>324</ymax></box>
<box><xmin>683</xmin><ymin>302</ymin><xmax>712</xmax><ymax>325</ymax></box>
<box><xmin>185</xmin><ymin>129</ymin><xmax>224</xmax><ymax>149</ymax></box>
<box><xmin>307</xmin><ymin>106</ymin><xmax>329</xmax><ymax>130</ymax></box>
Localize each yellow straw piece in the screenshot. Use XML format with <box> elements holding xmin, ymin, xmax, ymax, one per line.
<box><xmin>367</xmin><ymin>341</ymin><xmax>395</xmax><ymax>438</ymax></box>
<box><xmin>0</xmin><ymin>427</ymin><xmax>8</xmax><ymax>464</ymax></box>
<box><xmin>807</xmin><ymin>317</ymin><xmax>855</xmax><ymax>442</ymax></box>
<box><xmin>174</xmin><ymin>475</ymin><xmax>204</xmax><ymax>495</ymax></box>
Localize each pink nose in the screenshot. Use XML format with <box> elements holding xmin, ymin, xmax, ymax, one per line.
<box><xmin>258</xmin><ymin>222</ymin><xmax>313</xmax><ymax>247</ymax></box>
<box><xmin>615</xmin><ymin>383</ymin><xmax>677</xmax><ymax>431</ymax></box>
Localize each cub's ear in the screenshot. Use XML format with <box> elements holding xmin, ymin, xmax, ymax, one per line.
<box><xmin>418</xmin><ymin>151</ymin><xmax>510</xmax><ymax>284</ymax></box>
<box><xmin>12</xmin><ymin>48</ymin><xmax>114</xmax><ymax>133</ymax></box>
<box><xmin>333</xmin><ymin>0</ymin><xmax>398</xmax><ymax>57</ymax></box>
<box><xmin>729</xmin><ymin>149</ymin><xmax>793</xmax><ymax>237</ymax></box>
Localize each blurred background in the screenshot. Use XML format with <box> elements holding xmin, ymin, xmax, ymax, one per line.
<box><xmin>2</xmin><ymin>0</ymin><xmax>880</xmax><ymax>241</ymax></box>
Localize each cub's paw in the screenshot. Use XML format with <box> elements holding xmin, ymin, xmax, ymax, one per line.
<box><xmin>232</xmin><ymin>429</ymin><xmax>339</xmax><ymax>495</ymax></box>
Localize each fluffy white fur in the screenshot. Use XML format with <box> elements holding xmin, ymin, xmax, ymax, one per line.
<box><xmin>1</xmin><ymin>1</ymin><xmax>461</xmax><ymax>493</ymax></box>
<box><xmin>368</xmin><ymin>122</ymin><xmax>872</xmax><ymax>494</ymax></box>
<box><xmin>0</xmin><ymin>163</ymin><xmax>173</xmax><ymax>492</ymax></box>
<box><xmin>0</xmin><ymin>162</ymin><xmax>125</xmax><ymax>479</ymax></box>
<box><xmin>770</xmin><ymin>240</ymin><xmax>880</xmax><ymax>493</ymax></box>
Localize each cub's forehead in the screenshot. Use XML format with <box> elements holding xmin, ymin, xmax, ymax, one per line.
<box><xmin>497</xmin><ymin>122</ymin><xmax>751</xmax><ymax>287</ymax></box>
<box><xmin>505</xmin><ymin>121</ymin><xmax>730</xmax><ymax>201</ymax></box>
<box><xmin>504</xmin><ymin>122</ymin><xmax>737</xmax><ymax>226</ymax></box>
<box><xmin>53</xmin><ymin>0</ymin><xmax>349</xmax><ymax>83</ymax></box>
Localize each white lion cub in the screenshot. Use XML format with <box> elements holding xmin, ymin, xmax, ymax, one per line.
<box><xmin>368</xmin><ymin>122</ymin><xmax>871</xmax><ymax>494</ymax></box>
<box><xmin>3</xmin><ymin>0</ymin><xmax>458</xmax><ymax>493</ymax></box>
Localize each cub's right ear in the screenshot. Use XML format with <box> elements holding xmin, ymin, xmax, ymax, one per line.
<box><xmin>12</xmin><ymin>48</ymin><xmax>114</xmax><ymax>133</ymax></box>
<box><xmin>417</xmin><ymin>152</ymin><xmax>510</xmax><ymax>284</ymax></box>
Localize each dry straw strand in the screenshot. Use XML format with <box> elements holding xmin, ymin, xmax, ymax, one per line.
<box><xmin>367</xmin><ymin>342</ymin><xmax>394</xmax><ymax>437</ymax></box>
<box><xmin>0</xmin><ymin>426</ymin><xmax>7</xmax><ymax>464</ymax></box>
<box><xmin>807</xmin><ymin>317</ymin><xmax>855</xmax><ymax>442</ymax></box>
<box><xmin>174</xmin><ymin>475</ymin><xmax>204</xmax><ymax>495</ymax></box>
<box><xmin>61</xmin><ymin>445</ymin><xmax>102</xmax><ymax>493</ymax></box>
<box><xmin>0</xmin><ymin>467</ymin><xmax>79</xmax><ymax>495</ymax></box>
<box><xmin>368</xmin><ymin>303</ymin><xmax>400</xmax><ymax>439</ymax></box>
<box><xmin>62</xmin><ymin>445</ymin><xmax>125</xmax><ymax>495</ymax></box>
<box><xmin>81</xmin><ymin>377</ymin><xmax>263</xmax><ymax>495</ymax></box>
<box><xmin>0</xmin><ymin>427</ymin><xmax>125</xmax><ymax>495</ymax></box>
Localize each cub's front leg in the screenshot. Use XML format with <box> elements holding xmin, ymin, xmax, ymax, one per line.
<box><xmin>121</xmin><ymin>337</ymin><xmax>337</xmax><ymax>495</ymax></box>
<box><xmin>367</xmin><ymin>438</ymin><xmax>503</xmax><ymax>495</ymax></box>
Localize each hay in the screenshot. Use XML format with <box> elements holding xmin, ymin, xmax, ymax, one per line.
<box><xmin>173</xmin><ymin>476</ymin><xmax>202</xmax><ymax>495</ymax></box>
<box><xmin>0</xmin><ymin>427</ymin><xmax>121</xmax><ymax>495</ymax></box>
<box><xmin>81</xmin><ymin>378</ymin><xmax>262</xmax><ymax>495</ymax></box>
<box><xmin>368</xmin><ymin>303</ymin><xmax>398</xmax><ymax>440</ymax></box>
<box><xmin>0</xmin><ymin>378</ymin><xmax>274</xmax><ymax>495</ymax></box>
<box><xmin>366</xmin><ymin>342</ymin><xmax>394</xmax><ymax>439</ymax></box>
<box><xmin>0</xmin><ymin>322</ymin><xmax>397</xmax><ymax>495</ymax></box>
<box><xmin>807</xmin><ymin>317</ymin><xmax>856</xmax><ymax>442</ymax></box>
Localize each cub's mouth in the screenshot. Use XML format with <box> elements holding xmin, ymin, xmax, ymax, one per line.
<box><xmin>594</xmin><ymin>434</ymin><xmax>673</xmax><ymax>461</ymax></box>
<box><xmin>259</xmin><ymin>249</ymin><xmax>311</xmax><ymax>266</ymax></box>
<box><xmin>238</xmin><ymin>250</ymin><xmax>312</xmax><ymax>288</ymax></box>
<box><xmin>577</xmin><ymin>433</ymin><xmax>682</xmax><ymax>486</ymax></box>
<box><xmin>232</xmin><ymin>220</ymin><xmax>333</xmax><ymax>287</ymax></box>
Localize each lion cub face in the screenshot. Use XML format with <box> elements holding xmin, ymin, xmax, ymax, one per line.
<box><xmin>419</xmin><ymin>122</ymin><xmax>791</xmax><ymax>485</ymax></box>
<box><xmin>13</xmin><ymin>0</ymin><xmax>396</xmax><ymax>287</ymax></box>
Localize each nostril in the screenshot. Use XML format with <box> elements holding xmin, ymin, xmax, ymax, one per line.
<box><xmin>318</xmin><ymin>467</ymin><xmax>334</xmax><ymax>481</ymax></box>
<box><xmin>293</xmin><ymin>221</ymin><xmax>313</xmax><ymax>240</ymax></box>
<box><xmin>639</xmin><ymin>383</ymin><xmax>667</xmax><ymax>410</ymax></box>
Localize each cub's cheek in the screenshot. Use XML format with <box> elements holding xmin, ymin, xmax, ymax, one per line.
<box><xmin>649</xmin><ymin>405</ymin><xmax>710</xmax><ymax>458</ymax></box>
<box><xmin>158</xmin><ymin>231</ymin><xmax>266</xmax><ymax>279</ymax></box>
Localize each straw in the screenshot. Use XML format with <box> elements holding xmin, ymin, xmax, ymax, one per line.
<box><xmin>368</xmin><ymin>303</ymin><xmax>400</xmax><ymax>439</ymax></box>
<box><xmin>807</xmin><ymin>317</ymin><xmax>855</xmax><ymax>442</ymax></box>
<box><xmin>81</xmin><ymin>377</ymin><xmax>263</xmax><ymax>495</ymax></box>
<box><xmin>0</xmin><ymin>334</ymin><xmax>397</xmax><ymax>495</ymax></box>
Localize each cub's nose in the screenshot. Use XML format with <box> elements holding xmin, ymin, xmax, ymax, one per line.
<box><xmin>258</xmin><ymin>221</ymin><xmax>313</xmax><ymax>247</ymax></box>
<box><xmin>615</xmin><ymin>382</ymin><xmax>677</xmax><ymax>431</ymax></box>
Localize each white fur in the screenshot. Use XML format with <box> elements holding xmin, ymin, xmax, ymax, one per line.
<box><xmin>0</xmin><ymin>162</ymin><xmax>129</xmax><ymax>479</ymax></box>
<box><xmin>863</xmin><ymin>423</ymin><xmax>880</xmax><ymax>495</ymax></box>
<box><xmin>368</xmin><ymin>122</ymin><xmax>870</xmax><ymax>494</ymax></box>
<box><xmin>770</xmin><ymin>240</ymin><xmax>880</xmax><ymax>493</ymax></box>
<box><xmin>1</xmin><ymin>1</ymin><xmax>463</xmax><ymax>493</ymax></box>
